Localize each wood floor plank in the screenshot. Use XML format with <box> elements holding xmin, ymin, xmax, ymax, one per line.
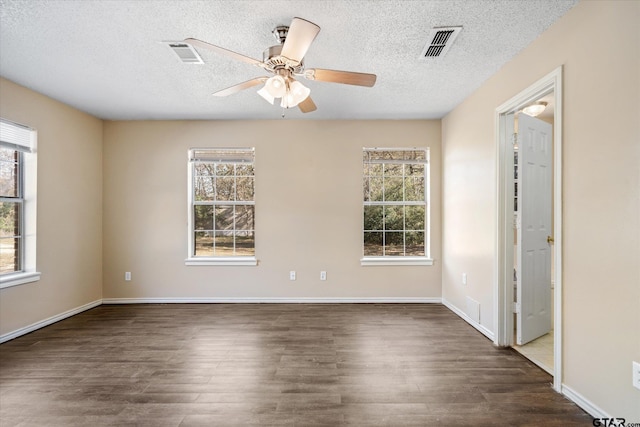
<box><xmin>0</xmin><ymin>304</ymin><xmax>592</xmax><ymax>425</ymax></box>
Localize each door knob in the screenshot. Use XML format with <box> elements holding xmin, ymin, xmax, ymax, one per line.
<box><xmin>547</xmin><ymin>235</ymin><xmax>554</xmax><ymax>244</ymax></box>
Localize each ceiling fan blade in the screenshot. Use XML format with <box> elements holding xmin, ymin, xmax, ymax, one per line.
<box><xmin>305</xmin><ymin>68</ymin><xmax>377</xmax><ymax>87</ymax></box>
<box><xmin>298</xmin><ymin>96</ymin><xmax>317</xmax><ymax>113</ymax></box>
<box><xmin>185</xmin><ymin>38</ymin><xmax>266</xmax><ymax>68</ymax></box>
<box><xmin>280</xmin><ymin>17</ymin><xmax>321</xmax><ymax>63</ymax></box>
<box><xmin>213</xmin><ymin>77</ymin><xmax>268</xmax><ymax>97</ymax></box>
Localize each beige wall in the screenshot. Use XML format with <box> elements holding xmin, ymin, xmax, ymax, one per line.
<box><xmin>442</xmin><ymin>0</ymin><xmax>639</xmax><ymax>418</ymax></box>
<box><xmin>0</xmin><ymin>78</ymin><xmax>103</xmax><ymax>336</ymax></box>
<box><xmin>102</xmin><ymin>120</ymin><xmax>442</xmax><ymax>300</ymax></box>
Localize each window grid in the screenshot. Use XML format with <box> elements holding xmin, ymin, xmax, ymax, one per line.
<box><xmin>0</xmin><ymin>148</ymin><xmax>24</xmax><ymax>274</ymax></box>
<box><xmin>363</xmin><ymin>149</ymin><xmax>427</xmax><ymax>258</ymax></box>
<box><xmin>191</xmin><ymin>152</ymin><xmax>255</xmax><ymax>258</ymax></box>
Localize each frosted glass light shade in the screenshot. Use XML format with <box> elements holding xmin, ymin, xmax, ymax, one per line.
<box><xmin>289</xmin><ymin>80</ymin><xmax>311</xmax><ymax>105</ymax></box>
<box><xmin>257</xmin><ymin>86</ymin><xmax>275</xmax><ymax>105</ymax></box>
<box><xmin>265</xmin><ymin>75</ymin><xmax>286</xmax><ymax>98</ymax></box>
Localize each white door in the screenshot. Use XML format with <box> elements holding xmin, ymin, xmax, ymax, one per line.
<box><xmin>516</xmin><ymin>113</ymin><xmax>553</xmax><ymax>345</ymax></box>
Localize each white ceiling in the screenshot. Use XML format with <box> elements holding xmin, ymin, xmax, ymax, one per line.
<box><xmin>0</xmin><ymin>0</ymin><xmax>577</xmax><ymax>120</ymax></box>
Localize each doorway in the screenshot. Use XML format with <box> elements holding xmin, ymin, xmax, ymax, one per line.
<box><xmin>495</xmin><ymin>66</ymin><xmax>563</xmax><ymax>391</ymax></box>
<box><xmin>512</xmin><ymin>106</ymin><xmax>554</xmax><ymax>374</ymax></box>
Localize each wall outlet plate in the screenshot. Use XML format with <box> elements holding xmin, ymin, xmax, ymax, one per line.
<box><xmin>125</xmin><ymin>272</ymin><xmax>131</xmax><ymax>281</ymax></box>
<box><xmin>633</xmin><ymin>361</ymin><xmax>640</xmax><ymax>390</ymax></box>
<box><xmin>320</xmin><ymin>271</ymin><xmax>327</xmax><ymax>281</ymax></box>
<box><xmin>289</xmin><ymin>271</ymin><xmax>296</xmax><ymax>281</ymax></box>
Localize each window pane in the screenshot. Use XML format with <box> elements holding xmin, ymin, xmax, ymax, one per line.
<box><xmin>364</xmin><ymin>205</ymin><xmax>383</xmax><ymax>231</ymax></box>
<box><xmin>405</xmin><ymin>164</ymin><xmax>424</xmax><ymax>177</ymax></box>
<box><xmin>1</xmin><ymin>202</ymin><xmax>20</xmax><ymax>237</ymax></box>
<box><xmin>364</xmin><ymin>232</ymin><xmax>383</xmax><ymax>256</ymax></box>
<box><xmin>384</xmin><ymin>232</ymin><xmax>404</xmax><ymax>256</ymax></box>
<box><xmin>405</xmin><ymin>231</ymin><xmax>425</xmax><ymax>256</ymax></box>
<box><xmin>0</xmin><ymin>237</ymin><xmax>20</xmax><ymax>273</ymax></box>
<box><xmin>0</xmin><ymin>156</ymin><xmax>18</xmax><ymax>198</ymax></box>
<box><xmin>369</xmin><ymin>177</ymin><xmax>383</xmax><ymax>201</ymax></box>
<box><xmin>194</xmin><ymin>231</ymin><xmax>213</xmax><ymax>257</ymax></box>
<box><xmin>384</xmin><ymin>205</ymin><xmax>404</xmax><ymax>231</ymax></box>
<box><xmin>235</xmin><ymin>231</ymin><xmax>255</xmax><ymax>256</ymax></box>
<box><xmin>406</xmin><ymin>150</ymin><xmax>426</xmax><ymax>162</ymax></box>
<box><xmin>369</xmin><ymin>163</ymin><xmax>383</xmax><ymax>176</ymax></box>
<box><xmin>383</xmin><ymin>151</ymin><xmax>403</xmax><ymax>161</ymax></box>
<box><xmin>236</xmin><ymin>177</ymin><xmax>254</xmax><ymax>201</ymax></box>
<box><xmin>235</xmin><ymin>205</ymin><xmax>254</xmax><ymax>231</ymax></box>
<box><xmin>194</xmin><ymin>176</ymin><xmax>214</xmax><ymax>201</ymax></box>
<box><xmin>194</xmin><ymin>163</ymin><xmax>215</xmax><ymax>177</ymax></box>
<box><xmin>214</xmin><ymin>231</ymin><xmax>234</xmax><ymax>255</ymax></box>
<box><xmin>384</xmin><ymin>177</ymin><xmax>403</xmax><ymax>201</ymax></box>
<box><xmin>363</xmin><ymin>177</ymin><xmax>370</xmax><ymax>201</ymax></box>
<box><xmin>215</xmin><ymin>205</ymin><xmax>234</xmax><ymax>230</ymax></box>
<box><xmin>194</xmin><ymin>205</ymin><xmax>213</xmax><ymax>231</ymax></box>
<box><xmin>405</xmin><ymin>205</ymin><xmax>425</xmax><ymax>230</ymax></box>
<box><xmin>216</xmin><ymin>163</ymin><xmax>234</xmax><ymax>176</ymax></box>
<box><xmin>216</xmin><ymin>177</ymin><xmax>235</xmax><ymax>201</ymax></box>
<box><xmin>405</xmin><ymin>177</ymin><xmax>425</xmax><ymax>201</ymax></box>
<box><xmin>236</xmin><ymin>164</ymin><xmax>254</xmax><ymax>176</ymax></box>
<box><xmin>384</xmin><ymin>163</ymin><xmax>403</xmax><ymax>176</ymax></box>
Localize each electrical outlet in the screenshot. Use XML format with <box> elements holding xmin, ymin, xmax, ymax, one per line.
<box><xmin>125</xmin><ymin>272</ymin><xmax>131</xmax><ymax>281</ymax></box>
<box><xmin>289</xmin><ymin>271</ymin><xmax>296</xmax><ymax>281</ymax></box>
<box><xmin>633</xmin><ymin>361</ymin><xmax>640</xmax><ymax>390</ymax></box>
<box><xmin>320</xmin><ymin>271</ymin><xmax>327</xmax><ymax>281</ymax></box>
<box><xmin>462</xmin><ymin>273</ymin><xmax>467</xmax><ymax>286</ymax></box>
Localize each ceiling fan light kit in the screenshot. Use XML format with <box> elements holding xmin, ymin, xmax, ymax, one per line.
<box><xmin>185</xmin><ymin>17</ymin><xmax>376</xmax><ymax>114</ymax></box>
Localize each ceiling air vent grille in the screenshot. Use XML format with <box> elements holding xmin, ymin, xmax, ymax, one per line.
<box><xmin>420</xmin><ymin>26</ymin><xmax>462</xmax><ymax>59</ymax></box>
<box><xmin>164</xmin><ymin>42</ymin><xmax>204</xmax><ymax>64</ymax></box>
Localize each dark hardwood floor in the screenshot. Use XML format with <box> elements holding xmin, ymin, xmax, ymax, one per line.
<box><xmin>0</xmin><ymin>304</ymin><xmax>591</xmax><ymax>426</ymax></box>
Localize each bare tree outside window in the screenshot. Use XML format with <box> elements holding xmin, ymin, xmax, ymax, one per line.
<box><xmin>190</xmin><ymin>148</ymin><xmax>255</xmax><ymax>257</ymax></box>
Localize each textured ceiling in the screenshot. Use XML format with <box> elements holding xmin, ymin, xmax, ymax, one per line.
<box><xmin>0</xmin><ymin>0</ymin><xmax>577</xmax><ymax>120</ymax></box>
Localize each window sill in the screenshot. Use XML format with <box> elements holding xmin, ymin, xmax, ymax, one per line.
<box><xmin>0</xmin><ymin>271</ymin><xmax>41</xmax><ymax>289</ymax></box>
<box><xmin>185</xmin><ymin>257</ymin><xmax>258</xmax><ymax>266</ymax></box>
<box><xmin>360</xmin><ymin>257</ymin><xmax>434</xmax><ymax>266</ymax></box>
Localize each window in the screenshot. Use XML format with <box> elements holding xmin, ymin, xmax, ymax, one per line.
<box><xmin>186</xmin><ymin>148</ymin><xmax>256</xmax><ymax>266</ymax></box>
<box><xmin>362</xmin><ymin>148</ymin><xmax>432</xmax><ymax>266</ymax></box>
<box><xmin>0</xmin><ymin>118</ymin><xmax>39</xmax><ymax>288</ymax></box>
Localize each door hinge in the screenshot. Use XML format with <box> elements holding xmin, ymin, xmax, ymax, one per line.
<box><xmin>513</xmin><ymin>302</ymin><xmax>521</xmax><ymax>314</ymax></box>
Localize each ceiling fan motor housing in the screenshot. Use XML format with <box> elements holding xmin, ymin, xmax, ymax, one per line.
<box><xmin>262</xmin><ymin>44</ymin><xmax>304</xmax><ymax>74</ymax></box>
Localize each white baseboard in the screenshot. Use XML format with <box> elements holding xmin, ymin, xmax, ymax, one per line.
<box><xmin>0</xmin><ymin>299</ymin><xmax>102</xmax><ymax>344</ymax></box>
<box><xmin>562</xmin><ymin>383</ymin><xmax>610</xmax><ymax>419</ymax></box>
<box><xmin>442</xmin><ymin>298</ymin><xmax>495</xmax><ymax>341</ymax></box>
<box><xmin>102</xmin><ymin>297</ymin><xmax>442</xmax><ymax>304</ymax></box>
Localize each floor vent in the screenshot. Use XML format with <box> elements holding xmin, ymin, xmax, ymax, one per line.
<box><xmin>466</xmin><ymin>296</ymin><xmax>481</xmax><ymax>324</ymax></box>
<box><xmin>420</xmin><ymin>26</ymin><xmax>462</xmax><ymax>59</ymax></box>
<box><xmin>164</xmin><ymin>41</ymin><xmax>204</xmax><ymax>64</ymax></box>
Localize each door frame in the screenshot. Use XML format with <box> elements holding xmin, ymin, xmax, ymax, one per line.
<box><xmin>494</xmin><ymin>66</ymin><xmax>563</xmax><ymax>392</ymax></box>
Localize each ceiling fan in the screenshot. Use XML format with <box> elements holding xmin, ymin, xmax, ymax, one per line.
<box><xmin>185</xmin><ymin>17</ymin><xmax>377</xmax><ymax>114</ymax></box>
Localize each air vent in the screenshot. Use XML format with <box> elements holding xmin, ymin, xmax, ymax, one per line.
<box><xmin>164</xmin><ymin>41</ymin><xmax>204</xmax><ymax>64</ymax></box>
<box><xmin>420</xmin><ymin>26</ymin><xmax>462</xmax><ymax>59</ymax></box>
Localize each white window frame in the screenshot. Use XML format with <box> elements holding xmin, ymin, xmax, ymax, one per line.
<box><xmin>361</xmin><ymin>148</ymin><xmax>433</xmax><ymax>266</ymax></box>
<box><xmin>185</xmin><ymin>147</ymin><xmax>257</xmax><ymax>266</ymax></box>
<box><xmin>0</xmin><ymin>118</ymin><xmax>40</xmax><ymax>288</ymax></box>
